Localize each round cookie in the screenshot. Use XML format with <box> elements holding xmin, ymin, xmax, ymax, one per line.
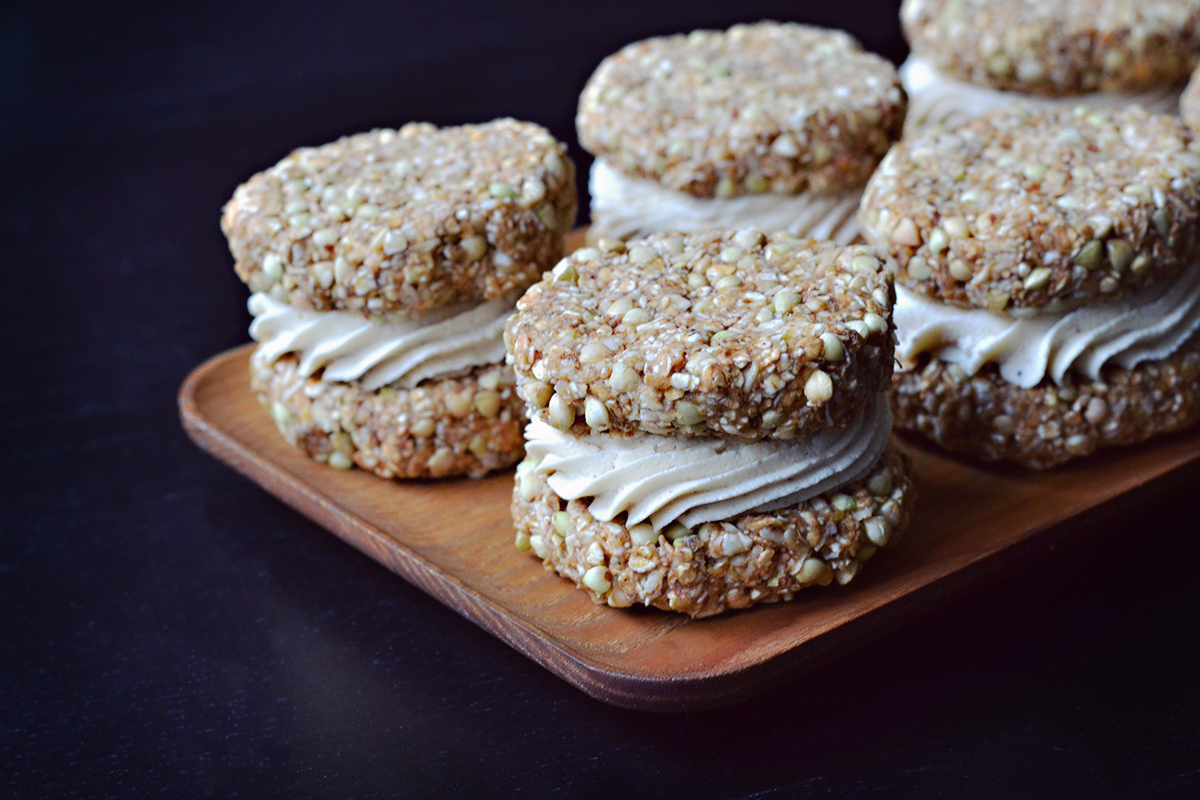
<box><xmin>225</xmin><ymin>119</ymin><xmax>578</xmax><ymax>479</ymax></box>
<box><xmin>512</xmin><ymin>444</ymin><xmax>914</xmax><ymax>617</ymax></box>
<box><xmin>890</xmin><ymin>332</ymin><xmax>1200</xmax><ymax>469</ymax></box>
<box><xmin>505</xmin><ymin>230</ymin><xmax>897</xmax><ymax>442</ymax></box>
<box><xmin>868</xmin><ymin>106</ymin><xmax>1200</xmax><ymax>467</ymax></box>
<box><xmin>900</xmin><ymin>0</ymin><xmax>1200</xmax><ymax>97</ymax></box>
<box><xmin>252</xmin><ymin>353</ymin><xmax>526</xmax><ymax>479</ymax></box>
<box><xmin>1183</xmin><ymin>65</ymin><xmax>1200</xmax><ymax>134</ymax></box>
<box><xmin>859</xmin><ymin>105</ymin><xmax>1200</xmax><ymax>314</ymax></box>
<box><xmin>507</xmin><ymin>229</ymin><xmax>913</xmax><ymax>615</ymax></box>
<box><xmin>222</xmin><ymin>119</ymin><xmax>577</xmax><ymax>319</ymax></box>
<box><xmin>576</xmin><ymin>22</ymin><xmax>906</xmax><ymax>200</ymax></box>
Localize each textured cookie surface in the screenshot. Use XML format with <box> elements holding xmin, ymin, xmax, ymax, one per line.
<box><xmin>512</xmin><ymin>445</ymin><xmax>914</xmax><ymax>617</ymax></box>
<box><xmin>1184</xmin><ymin>65</ymin><xmax>1200</xmax><ymax>134</ymax></box>
<box><xmin>577</xmin><ymin>22</ymin><xmax>905</xmax><ymax>199</ymax></box>
<box><xmin>890</xmin><ymin>332</ymin><xmax>1200</xmax><ymax>469</ymax></box>
<box><xmin>223</xmin><ymin>120</ymin><xmax>577</xmax><ymax>319</ymax></box>
<box><xmin>506</xmin><ymin>230</ymin><xmax>896</xmax><ymax>441</ymax></box>
<box><xmin>251</xmin><ymin>351</ymin><xmax>526</xmax><ymax>479</ymax></box>
<box><xmin>901</xmin><ymin>0</ymin><xmax>1200</xmax><ymax>96</ymax></box>
<box><xmin>859</xmin><ymin>106</ymin><xmax>1200</xmax><ymax>313</ymax></box>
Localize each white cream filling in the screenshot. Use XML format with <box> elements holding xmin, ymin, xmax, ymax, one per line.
<box><xmin>588</xmin><ymin>159</ymin><xmax>863</xmax><ymax>244</ymax></box>
<box><xmin>900</xmin><ymin>56</ymin><xmax>1183</xmax><ymax>135</ymax></box>
<box><xmin>894</xmin><ymin>265</ymin><xmax>1200</xmax><ymax>388</ymax></box>
<box><xmin>247</xmin><ymin>292</ymin><xmax>513</xmax><ymax>390</ymax></box>
<box><xmin>525</xmin><ymin>393</ymin><xmax>892</xmax><ymax>531</ymax></box>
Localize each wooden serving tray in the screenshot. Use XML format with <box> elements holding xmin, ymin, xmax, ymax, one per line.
<box><xmin>180</xmin><ymin>345</ymin><xmax>1200</xmax><ymax>711</ymax></box>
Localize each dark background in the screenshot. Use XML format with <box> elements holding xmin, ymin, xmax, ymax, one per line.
<box><xmin>2</xmin><ymin>1</ymin><xmax>1197</xmax><ymax>797</ymax></box>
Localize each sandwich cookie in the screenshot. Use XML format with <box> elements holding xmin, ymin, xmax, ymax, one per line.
<box><xmin>899</xmin><ymin>0</ymin><xmax>1200</xmax><ymax>134</ymax></box>
<box><xmin>577</xmin><ymin>22</ymin><xmax>906</xmax><ymax>245</ymax></box>
<box><xmin>221</xmin><ymin>120</ymin><xmax>577</xmax><ymax>478</ymax></box>
<box><xmin>506</xmin><ymin>231</ymin><xmax>914</xmax><ymax>616</ymax></box>
<box><xmin>860</xmin><ymin>106</ymin><xmax>1200</xmax><ymax>468</ymax></box>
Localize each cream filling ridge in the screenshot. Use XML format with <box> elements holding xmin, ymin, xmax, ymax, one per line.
<box><xmin>247</xmin><ymin>292</ymin><xmax>513</xmax><ymax>390</ymax></box>
<box><xmin>894</xmin><ymin>265</ymin><xmax>1200</xmax><ymax>388</ymax></box>
<box><xmin>900</xmin><ymin>56</ymin><xmax>1183</xmax><ymax>135</ymax></box>
<box><xmin>588</xmin><ymin>159</ymin><xmax>863</xmax><ymax>244</ymax></box>
<box><xmin>525</xmin><ymin>393</ymin><xmax>892</xmax><ymax>531</ymax></box>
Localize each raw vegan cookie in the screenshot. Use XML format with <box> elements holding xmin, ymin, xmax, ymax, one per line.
<box><xmin>898</xmin><ymin>0</ymin><xmax>1200</xmax><ymax>133</ymax></box>
<box><xmin>223</xmin><ymin>119</ymin><xmax>577</xmax><ymax>478</ymax></box>
<box><xmin>860</xmin><ymin>106</ymin><xmax>1200</xmax><ymax>313</ymax></box>
<box><xmin>859</xmin><ymin>106</ymin><xmax>1200</xmax><ymax>468</ymax></box>
<box><xmin>576</xmin><ymin>21</ymin><xmax>906</xmax><ymax>243</ymax></box>
<box><xmin>223</xmin><ymin>120</ymin><xmax>576</xmax><ymax>319</ymax></box>
<box><xmin>505</xmin><ymin>230</ymin><xmax>898</xmax><ymax>441</ymax></box>
<box><xmin>890</xmin><ymin>335</ymin><xmax>1200</xmax><ymax>469</ymax></box>
<box><xmin>252</xmin><ymin>355</ymin><xmax>527</xmax><ymax>478</ymax></box>
<box><xmin>512</xmin><ymin>440</ymin><xmax>914</xmax><ymax>617</ymax></box>
<box><xmin>507</xmin><ymin>229</ymin><xmax>914</xmax><ymax>617</ymax></box>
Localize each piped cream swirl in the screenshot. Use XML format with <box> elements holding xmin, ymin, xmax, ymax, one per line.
<box><xmin>894</xmin><ymin>265</ymin><xmax>1200</xmax><ymax>388</ymax></box>
<box><xmin>525</xmin><ymin>394</ymin><xmax>892</xmax><ymax>531</ymax></box>
<box><xmin>588</xmin><ymin>159</ymin><xmax>863</xmax><ymax>244</ymax></box>
<box><xmin>247</xmin><ymin>292</ymin><xmax>513</xmax><ymax>390</ymax></box>
<box><xmin>900</xmin><ymin>57</ymin><xmax>1183</xmax><ymax>136</ymax></box>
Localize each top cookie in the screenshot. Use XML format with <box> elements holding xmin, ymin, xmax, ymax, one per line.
<box><xmin>576</xmin><ymin>22</ymin><xmax>906</xmax><ymax>199</ymax></box>
<box><xmin>222</xmin><ymin>119</ymin><xmax>577</xmax><ymax>319</ymax></box>
<box><xmin>901</xmin><ymin>0</ymin><xmax>1200</xmax><ymax>96</ymax></box>
<box><xmin>505</xmin><ymin>230</ymin><xmax>896</xmax><ymax>442</ymax></box>
<box><xmin>859</xmin><ymin>105</ymin><xmax>1200</xmax><ymax>313</ymax></box>
<box><xmin>1184</xmin><ymin>65</ymin><xmax>1200</xmax><ymax>134</ymax></box>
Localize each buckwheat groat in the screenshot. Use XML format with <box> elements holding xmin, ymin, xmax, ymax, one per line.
<box><xmin>223</xmin><ymin>120</ymin><xmax>578</xmax><ymax>478</ymax></box>
<box><xmin>506</xmin><ymin>231</ymin><xmax>898</xmax><ymax>441</ymax></box>
<box><xmin>507</xmin><ymin>229</ymin><xmax>914</xmax><ymax>616</ymax></box>
<box><xmin>860</xmin><ymin>106</ymin><xmax>1200</xmax><ymax>468</ymax></box>
<box><xmin>899</xmin><ymin>0</ymin><xmax>1200</xmax><ymax>133</ymax></box>
<box><xmin>1183</xmin><ymin>65</ymin><xmax>1200</xmax><ymax>134</ymax></box>
<box><xmin>577</xmin><ymin>22</ymin><xmax>906</xmax><ymax>243</ymax></box>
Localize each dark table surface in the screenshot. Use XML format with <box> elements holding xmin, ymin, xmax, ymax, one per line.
<box><xmin>3</xmin><ymin>2</ymin><xmax>1198</xmax><ymax>797</ymax></box>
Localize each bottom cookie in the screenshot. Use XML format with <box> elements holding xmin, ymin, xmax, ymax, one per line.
<box><xmin>250</xmin><ymin>349</ymin><xmax>527</xmax><ymax>479</ymax></box>
<box><xmin>889</xmin><ymin>334</ymin><xmax>1200</xmax><ymax>469</ymax></box>
<box><xmin>511</xmin><ymin>444</ymin><xmax>914</xmax><ymax>618</ymax></box>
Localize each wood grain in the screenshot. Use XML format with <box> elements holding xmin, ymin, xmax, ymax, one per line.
<box><xmin>179</xmin><ymin>344</ymin><xmax>1200</xmax><ymax>711</ymax></box>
